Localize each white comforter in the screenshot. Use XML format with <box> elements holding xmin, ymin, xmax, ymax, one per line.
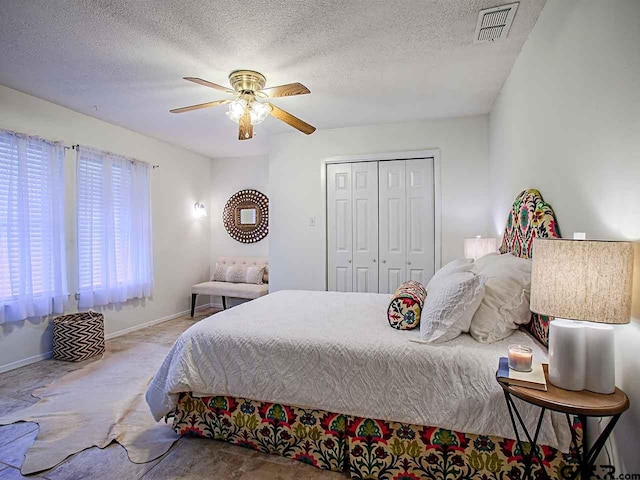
<box><xmin>146</xmin><ymin>290</ymin><xmax>570</xmax><ymax>451</ymax></box>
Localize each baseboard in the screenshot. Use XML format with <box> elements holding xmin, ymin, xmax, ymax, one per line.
<box><xmin>104</xmin><ymin>303</ymin><xmax>216</xmax><ymax>340</ymax></box>
<box><xmin>0</xmin><ymin>350</ymin><xmax>54</xmax><ymax>374</ymax></box>
<box><xmin>0</xmin><ymin>303</ymin><xmax>219</xmax><ymax>373</ymax></box>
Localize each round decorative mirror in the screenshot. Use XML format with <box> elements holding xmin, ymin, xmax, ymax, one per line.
<box><xmin>223</xmin><ymin>189</ymin><xmax>269</xmax><ymax>243</ymax></box>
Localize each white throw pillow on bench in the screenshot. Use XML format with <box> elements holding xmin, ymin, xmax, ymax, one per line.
<box><xmin>213</xmin><ymin>263</ymin><xmax>265</xmax><ymax>285</ymax></box>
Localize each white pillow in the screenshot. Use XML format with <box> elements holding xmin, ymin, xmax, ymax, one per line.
<box><xmin>469</xmin><ymin>253</ymin><xmax>532</xmax><ymax>343</ymax></box>
<box><xmin>426</xmin><ymin>258</ymin><xmax>474</xmax><ymax>291</ymax></box>
<box><xmin>420</xmin><ymin>271</ymin><xmax>486</xmax><ymax>343</ymax></box>
<box><xmin>212</xmin><ymin>263</ymin><xmax>265</xmax><ymax>285</ymax></box>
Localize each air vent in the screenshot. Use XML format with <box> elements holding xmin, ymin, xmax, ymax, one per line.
<box><xmin>474</xmin><ymin>2</ymin><xmax>519</xmax><ymax>43</ymax></box>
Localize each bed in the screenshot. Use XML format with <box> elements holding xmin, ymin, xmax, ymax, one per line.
<box><xmin>146</xmin><ymin>189</ymin><xmax>578</xmax><ymax>479</ymax></box>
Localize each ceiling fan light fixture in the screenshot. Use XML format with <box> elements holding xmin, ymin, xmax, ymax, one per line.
<box><xmin>249</xmin><ymin>101</ymin><xmax>271</xmax><ymax>125</ymax></box>
<box><xmin>226</xmin><ymin>98</ymin><xmax>248</xmax><ymax>123</ymax></box>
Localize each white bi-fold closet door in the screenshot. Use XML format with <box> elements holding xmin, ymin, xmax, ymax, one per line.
<box><xmin>327</xmin><ymin>158</ymin><xmax>435</xmax><ymax>294</ymax></box>
<box><xmin>326</xmin><ymin>161</ymin><xmax>378</xmax><ymax>293</ymax></box>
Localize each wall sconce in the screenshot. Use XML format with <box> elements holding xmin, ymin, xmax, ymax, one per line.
<box><xmin>464</xmin><ymin>236</ymin><xmax>498</xmax><ymax>260</ymax></box>
<box><xmin>194</xmin><ymin>202</ymin><xmax>207</xmax><ymax>218</ymax></box>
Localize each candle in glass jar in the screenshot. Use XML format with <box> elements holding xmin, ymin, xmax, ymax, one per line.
<box><xmin>508</xmin><ymin>345</ymin><xmax>533</xmax><ymax>372</ymax></box>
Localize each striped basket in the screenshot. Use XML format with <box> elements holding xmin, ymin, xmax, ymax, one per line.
<box><xmin>53</xmin><ymin>311</ymin><xmax>105</xmax><ymax>362</ymax></box>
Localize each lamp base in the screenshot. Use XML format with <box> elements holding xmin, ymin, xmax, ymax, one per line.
<box><xmin>585</xmin><ymin>323</ymin><xmax>615</xmax><ymax>394</ymax></box>
<box><xmin>549</xmin><ymin>319</ymin><xmax>586</xmax><ymax>391</ymax></box>
<box><xmin>548</xmin><ymin>319</ymin><xmax>615</xmax><ymax>394</ymax></box>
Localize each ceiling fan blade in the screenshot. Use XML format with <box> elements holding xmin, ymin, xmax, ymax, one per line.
<box><xmin>183</xmin><ymin>77</ymin><xmax>235</xmax><ymax>94</ymax></box>
<box><xmin>170</xmin><ymin>99</ymin><xmax>229</xmax><ymax>114</ymax></box>
<box><xmin>257</xmin><ymin>82</ymin><xmax>310</xmax><ymax>98</ymax></box>
<box><xmin>266</xmin><ymin>103</ymin><xmax>316</xmax><ymax>135</ymax></box>
<box><xmin>238</xmin><ymin>111</ymin><xmax>253</xmax><ymax>140</ymax></box>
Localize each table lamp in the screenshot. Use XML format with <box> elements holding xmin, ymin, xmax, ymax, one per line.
<box><xmin>530</xmin><ymin>239</ymin><xmax>634</xmax><ymax>394</ymax></box>
<box><xmin>464</xmin><ymin>236</ymin><xmax>498</xmax><ymax>260</ymax></box>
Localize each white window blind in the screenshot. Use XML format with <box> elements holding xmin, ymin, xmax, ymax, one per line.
<box><xmin>0</xmin><ymin>130</ymin><xmax>68</xmax><ymax>323</ymax></box>
<box><xmin>77</xmin><ymin>146</ymin><xmax>153</xmax><ymax>308</ymax></box>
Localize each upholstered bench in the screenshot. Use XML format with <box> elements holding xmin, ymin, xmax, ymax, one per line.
<box><xmin>191</xmin><ymin>256</ymin><xmax>268</xmax><ymax>316</ymax></box>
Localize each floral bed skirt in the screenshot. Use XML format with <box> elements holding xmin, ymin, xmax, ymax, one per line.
<box><xmin>170</xmin><ymin>392</ymin><xmax>579</xmax><ymax>479</ymax></box>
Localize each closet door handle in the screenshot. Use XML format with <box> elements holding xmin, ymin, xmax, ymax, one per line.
<box><xmin>347</xmin><ymin>259</ymin><xmax>352</xmax><ymax>263</ymax></box>
<box><xmin>407</xmin><ymin>261</ymin><xmax>412</xmax><ymax>265</ymax></box>
<box><xmin>372</xmin><ymin>258</ymin><xmax>377</xmax><ymax>263</ymax></box>
<box><xmin>381</xmin><ymin>259</ymin><xmax>386</xmax><ymax>264</ymax></box>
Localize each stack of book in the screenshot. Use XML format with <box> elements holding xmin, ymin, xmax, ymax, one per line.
<box><xmin>497</xmin><ymin>357</ymin><xmax>547</xmax><ymax>391</ymax></box>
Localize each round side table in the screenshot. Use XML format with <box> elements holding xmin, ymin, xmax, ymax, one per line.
<box><xmin>497</xmin><ymin>364</ymin><xmax>629</xmax><ymax>480</ymax></box>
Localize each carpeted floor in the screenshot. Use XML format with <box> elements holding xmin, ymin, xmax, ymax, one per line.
<box><xmin>0</xmin><ymin>307</ymin><xmax>346</xmax><ymax>480</ymax></box>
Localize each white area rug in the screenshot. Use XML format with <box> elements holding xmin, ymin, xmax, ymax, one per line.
<box><xmin>0</xmin><ymin>343</ymin><xmax>179</xmax><ymax>475</ymax></box>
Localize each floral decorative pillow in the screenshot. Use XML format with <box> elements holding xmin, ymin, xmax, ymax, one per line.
<box><xmin>387</xmin><ymin>281</ymin><xmax>427</xmax><ymax>330</ymax></box>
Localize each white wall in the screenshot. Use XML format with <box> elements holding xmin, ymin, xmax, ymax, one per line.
<box><xmin>209</xmin><ymin>154</ymin><xmax>270</xmax><ymax>306</ymax></box>
<box><xmin>269</xmin><ymin>115</ymin><xmax>491</xmax><ymax>292</ymax></box>
<box><xmin>489</xmin><ymin>0</ymin><xmax>640</xmax><ymax>472</ymax></box>
<box><xmin>0</xmin><ymin>84</ymin><xmax>212</xmax><ymax>371</ymax></box>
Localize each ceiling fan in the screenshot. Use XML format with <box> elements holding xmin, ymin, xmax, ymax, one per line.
<box><xmin>170</xmin><ymin>70</ymin><xmax>316</xmax><ymax>141</ymax></box>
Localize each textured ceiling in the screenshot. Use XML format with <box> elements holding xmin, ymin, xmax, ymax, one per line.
<box><xmin>0</xmin><ymin>0</ymin><xmax>545</xmax><ymax>158</ymax></box>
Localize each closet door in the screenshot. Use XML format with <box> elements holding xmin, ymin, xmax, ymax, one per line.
<box><xmin>378</xmin><ymin>160</ymin><xmax>406</xmax><ymax>294</ymax></box>
<box><xmin>327</xmin><ymin>163</ymin><xmax>353</xmax><ymax>292</ymax></box>
<box><xmin>406</xmin><ymin>159</ymin><xmax>436</xmax><ymax>285</ymax></box>
<box><xmin>352</xmin><ymin>162</ymin><xmax>378</xmax><ymax>292</ymax></box>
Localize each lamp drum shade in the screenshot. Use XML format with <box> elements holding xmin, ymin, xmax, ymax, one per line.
<box><xmin>464</xmin><ymin>237</ymin><xmax>498</xmax><ymax>260</ymax></box>
<box><xmin>530</xmin><ymin>239</ymin><xmax>634</xmax><ymax>324</ymax></box>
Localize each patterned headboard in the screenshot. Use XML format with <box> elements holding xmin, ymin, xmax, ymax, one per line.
<box><xmin>499</xmin><ymin>189</ymin><xmax>561</xmax><ymax>346</ymax></box>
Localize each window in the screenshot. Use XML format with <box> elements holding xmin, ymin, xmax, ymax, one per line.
<box><xmin>76</xmin><ymin>147</ymin><xmax>153</xmax><ymax>308</ymax></box>
<box><xmin>0</xmin><ymin>130</ymin><xmax>67</xmax><ymax>323</ymax></box>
